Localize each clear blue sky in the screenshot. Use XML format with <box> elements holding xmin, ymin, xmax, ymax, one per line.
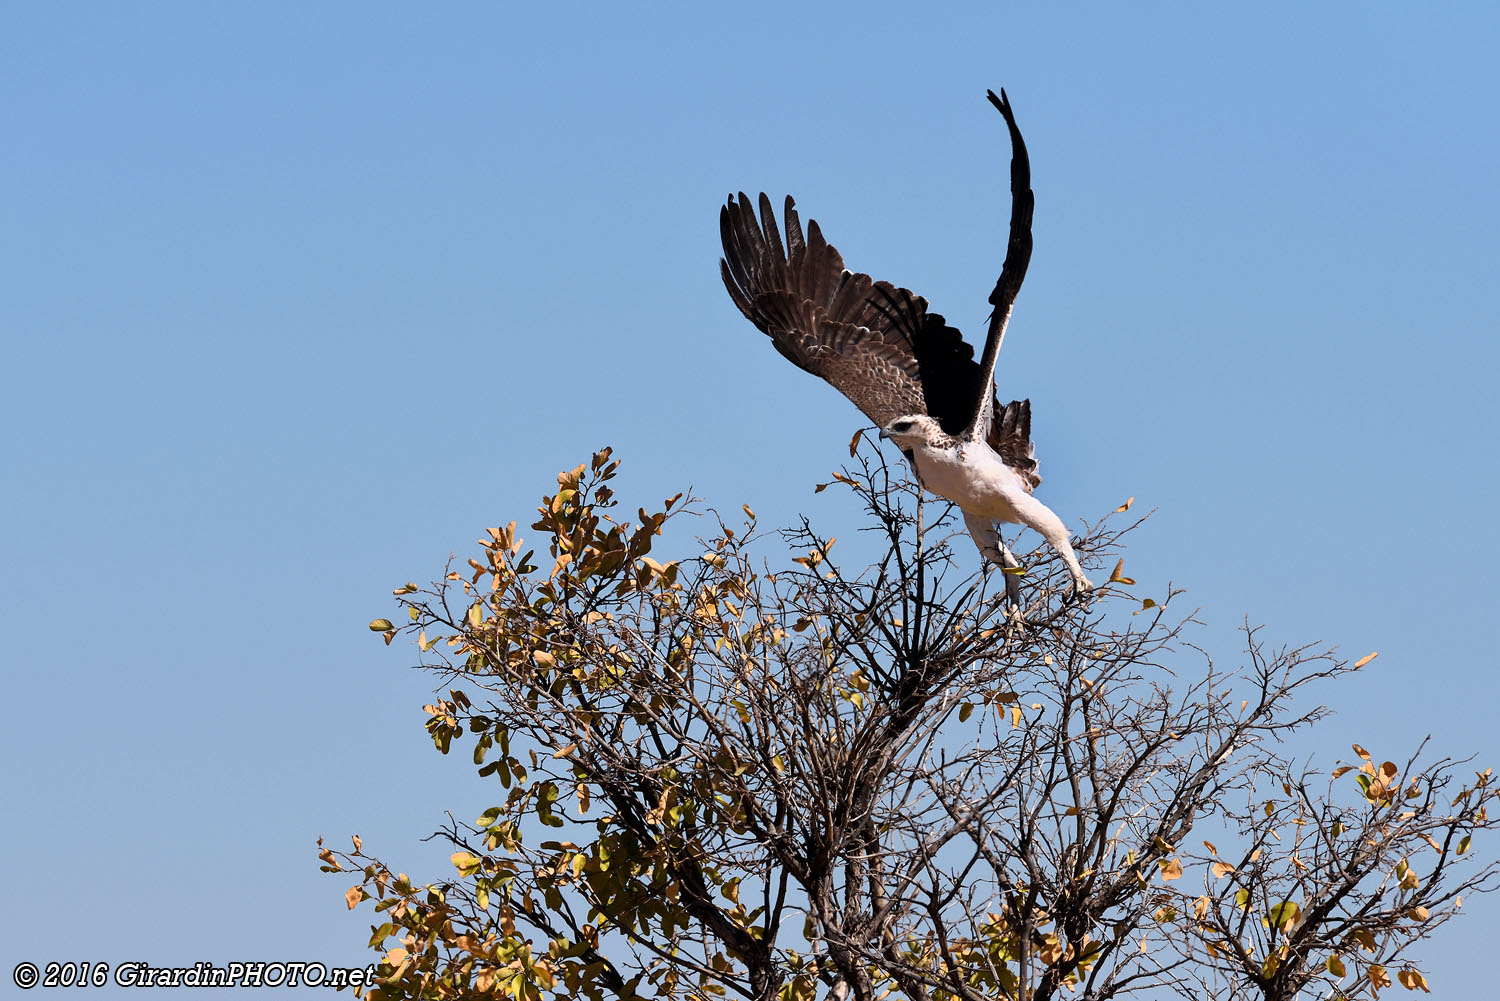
<box><xmin>4</xmin><ymin>3</ymin><xmax>1497</xmax><ymax>994</ymax></box>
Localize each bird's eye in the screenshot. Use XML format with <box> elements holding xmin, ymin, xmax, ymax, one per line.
<box><xmin>892</xmin><ymin>420</ymin><xmax>913</xmax><ymax>432</ymax></box>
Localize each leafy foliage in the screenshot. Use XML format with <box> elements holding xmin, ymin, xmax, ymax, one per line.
<box><xmin>324</xmin><ymin>447</ymin><xmax>1499</xmax><ymax>1001</ymax></box>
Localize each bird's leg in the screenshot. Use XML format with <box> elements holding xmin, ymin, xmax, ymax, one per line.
<box><xmin>1003</xmin><ymin>493</ymin><xmax>1095</xmax><ymax>598</ymax></box>
<box><xmin>963</xmin><ymin>512</ymin><xmax>1023</xmax><ymax>608</ymax></box>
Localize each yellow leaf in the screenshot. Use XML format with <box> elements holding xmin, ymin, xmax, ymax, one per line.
<box><xmin>1203</xmin><ymin>840</ymin><xmax>1218</xmax><ymax>855</ymax></box>
<box><xmin>959</xmin><ymin>702</ymin><xmax>974</xmax><ymax>723</ymax></box>
<box><xmin>1369</xmin><ymin>964</ymin><xmax>1391</xmax><ymax>990</ymax></box>
<box><xmin>1116</xmin><ymin>496</ymin><xmax>1135</xmax><ymax>513</ymax></box>
<box><xmin>1327</xmin><ymin>954</ymin><xmax>1346</xmax><ymax>977</ymax></box>
<box><xmin>1397</xmin><ymin>968</ymin><xmax>1430</xmax><ymax>992</ymax></box>
<box><xmin>369</xmin><ymin>619</ymin><xmax>394</xmax><ymax>632</ymax></box>
<box><xmin>1158</xmin><ymin>858</ymin><xmax>1183</xmax><ymax>881</ymax></box>
<box><xmin>743</xmin><ymin>504</ymin><xmax>756</xmax><ymax>520</ymax></box>
<box><xmin>1353</xmin><ymin>743</ymin><xmax>1372</xmax><ymax>762</ymax></box>
<box><xmin>345</xmin><ymin>886</ymin><xmax>363</xmax><ymax>910</ymax></box>
<box><xmin>1107</xmin><ymin>558</ymin><xmax>1135</xmax><ymax>585</ymax></box>
<box><xmin>1009</xmin><ymin>704</ymin><xmax>1023</xmax><ymax>729</ymax></box>
<box><xmin>552</xmin><ymin>743</ymin><xmax>577</xmax><ymax>759</ymax></box>
<box><xmin>1212</xmin><ymin>861</ymin><xmax>1235</xmax><ymax>879</ymax></box>
<box><xmin>1354</xmin><ymin>651</ymin><xmax>1378</xmax><ymax>669</ymax></box>
<box><xmin>641</xmin><ymin>556</ymin><xmax>675</xmax><ymax>576</ymax></box>
<box><xmin>849</xmin><ymin>429</ymin><xmax>864</xmax><ymax>456</ymax></box>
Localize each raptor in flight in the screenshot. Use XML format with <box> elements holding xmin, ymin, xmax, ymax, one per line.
<box><xmin>718</xmin><ymin>89</ymin><xmax>1093</xmax><ymax>603</ymax></box>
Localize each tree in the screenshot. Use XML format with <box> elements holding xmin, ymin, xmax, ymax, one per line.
<box><xmin>324</xmin><ymin>443</ymin><xmax>1500</xmax><ymax>1001</ymax></box>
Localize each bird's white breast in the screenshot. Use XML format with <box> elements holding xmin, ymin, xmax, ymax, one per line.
<box><xmin>910</xmin><ymin>442</ymin><xmax>1032</xmax><ymax>525</ymax></box>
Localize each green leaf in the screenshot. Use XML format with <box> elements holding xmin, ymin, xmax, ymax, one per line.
<box><xmin>1267</xmin><ymin>900</ymin><xmax>1301</xmax><ymax>931</ymax></box>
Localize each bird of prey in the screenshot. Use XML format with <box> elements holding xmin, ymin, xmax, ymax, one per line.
<box><xmin>718</xmin><ymin>89</ymin><xmax>1093</xmax><ymax>603</ymax></box>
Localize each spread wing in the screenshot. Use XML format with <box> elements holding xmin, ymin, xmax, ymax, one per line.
<box><xmin>719</xmin><ymin>191</ymin><xmax>1042</xmax><ymax>491</ymax></box>
<box><xmin>720</xmin><ymin>192</ymin><xmax>927</xmax><ymax>429</ymax></box>
<box><xmin>964</xmin><ymin>88</ymin><xmax>1035</xmax><ymax>444</ymax></box>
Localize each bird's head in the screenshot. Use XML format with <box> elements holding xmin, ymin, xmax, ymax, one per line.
<box><xmin>880</xmin><ymin>414</ymin><xmax>947</xmax><ymax>451</ymax></box>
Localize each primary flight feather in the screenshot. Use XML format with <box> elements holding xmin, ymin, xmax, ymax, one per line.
<box><xmin>718</xmin><ymin>89</ymin><xmax>1093</xmax><ymax>601</ymax></box>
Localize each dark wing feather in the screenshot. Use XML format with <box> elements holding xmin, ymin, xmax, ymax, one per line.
<box><xmin>964</xmin><ymin>88</ymin><xmax>1036</xmax><ymax>442</ymax></box>
<box><xmin>990</xmin><ymin>398</ymin><xmax>1040</xmax><ymax>491</ymax></box>
<box><xmin>721</xmin><ymin>192</ymin><xmax>979</xmax><ymax>432</ymax></box>
<box><xmin>872</xmin><ymin>288</ymin><xmax>991</xmax><ymax>438</ymax></box>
